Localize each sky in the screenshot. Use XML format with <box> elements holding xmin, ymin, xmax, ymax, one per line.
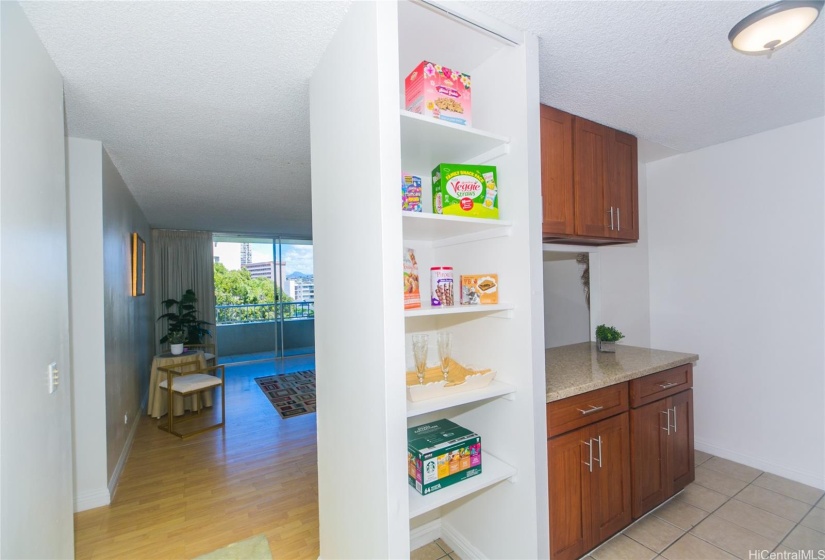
<box><xmin>213</xmin><ymin>241</ymin><xmax>313</xmax><ymax>279</ymax></box>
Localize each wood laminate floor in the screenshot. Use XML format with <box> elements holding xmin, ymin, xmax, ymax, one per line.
<box><xmin>74</xmin><ymin>355</ymin><xmax>319</xmax><ymax>560</ymax></box>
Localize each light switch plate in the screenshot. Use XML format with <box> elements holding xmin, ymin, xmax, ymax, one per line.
<box><xmin>48</xmin><ymin>362</ymin><xmax>59</xmax><ymax>394</ymax></box>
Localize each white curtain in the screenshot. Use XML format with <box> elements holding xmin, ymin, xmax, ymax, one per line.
<box><xmin>151</xmin><ymin>230</ymin><xmax>216</xmax><ymax>355</ymax></box>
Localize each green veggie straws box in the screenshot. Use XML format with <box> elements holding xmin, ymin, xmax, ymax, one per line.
<box><xmin>408</xmin><ymin>419</ymin><xmax>482</xmax><ymax>496</ymax></box>
<box><xmin>432</xmin><ymin>163</ymin><xmax>498</xmax><ymax>219</ymax></box>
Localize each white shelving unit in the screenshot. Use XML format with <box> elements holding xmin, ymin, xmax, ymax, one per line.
<box><xmin>408</xmin><ymin>452</ymin><xmax>518</xmax><ymax>518</ymax></box>
<box><xmin>310</xmin><ymin>2</ymin><xmax>547</xmax><ymax>558</ymax></box>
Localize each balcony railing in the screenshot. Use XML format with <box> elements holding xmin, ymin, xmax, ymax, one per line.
<box><xmin>216</xmin><ymin>302</ymin><xmax>315</xmax><ymax>325</ymax></box>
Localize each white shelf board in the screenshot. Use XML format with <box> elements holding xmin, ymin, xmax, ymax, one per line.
<box><xmin>402</xmin><ymin>212</ymin><xmax>512</xmax><ymax>245</ymax></box>
<box><xmin>408</xmin><ymin>451</ymin><xmax>516</xmax><ymax>518</ymax></box>
<box><xmin>404</xmin><ymin>302</ymin><xmax>513</xmax><ymax>319</ymax></box>
<box><xmin>406</xmin><ymin>380</ymin><xmax>516</xmax><ymax>418</ymax></box>
<box><xmin>400</xmin><ymin>110</ymin><xmax>509</xmax><ymax>171</ymax></box>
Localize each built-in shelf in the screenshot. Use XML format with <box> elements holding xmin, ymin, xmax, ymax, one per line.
<box><xmin>402</xmin><ymin>212</ymin><xmax>512</xmax><ymax>246</ymax></box>
<box><xmin>400</xmin><ymin>110</ymin><xmax>510</xmax><ymax>172</ymax></box>
<box><xmin>408</xmin><ymin>451</ymin><xmax>517</xmax><ymax>518</ymax></box>
<box><xmin>404</xmin><ymin>302</ymin><xmax>514</xmax><ymax>319</ymax></box>
<box><xmin>406</xmin><ymin>380</ymin><xmax>516</xmax><ymax>418</ymax></box>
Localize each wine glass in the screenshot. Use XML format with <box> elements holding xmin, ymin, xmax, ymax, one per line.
<box><xmin>437</xmin><ymin>331</ymin><xmax>452</xmax><ymax>381</ymax></box>
<box><xmin>412</xmin><ymin>334</ymin><xmax>429</xmax><ymax>385</ymax></box>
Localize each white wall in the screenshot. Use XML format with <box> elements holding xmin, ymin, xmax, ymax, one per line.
<box><xmin>67</xmin><ymin>138</ymin><xmax>153</xmax><ymax>510</ymax></box>
<box><xmin>543</xmin><ymin>254</ymin><xmax>590</xmax><ymax>348</ymax></box>
<box><xmin>0</xmin><ymin>2</ymin><xmax>75</xmax><ymax>557</ymax></box>
<box><xmin>647</xmin><ymin>117</ymin><xmax>825</xmax><ymax>489</ymax></box>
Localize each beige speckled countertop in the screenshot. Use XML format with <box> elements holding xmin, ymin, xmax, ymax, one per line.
<box><xmin>546</xmin><ymin>342</ymin><xmax>699</xmax><ymax>403</ymax></box>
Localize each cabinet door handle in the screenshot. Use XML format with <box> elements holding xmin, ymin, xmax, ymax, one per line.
<box><xmin>661</xmin><ymin>410</ymin><xmax>671</xmax><ymax>435</ymax></box>
<box><xmin>593</xmin><ymin>435</ymin><xmax>602</xmax><ymax>468</ymax></box>
<box><xmin>671</xmin><ymin>406</ymin><xmax>677</xmax><ymax>433</ymax></box>
<box><xmin>577</xmin><ymin>405</ymin><xmax>604</xmax><ymax>415</ymax></box>
<box><xmin>582</xmin><ymin>439</ymin><xmax>593</xmax><ymax>473</ymax></box>
<box><xmin>609</xmin><ymin>207</ymin><xmax>614</xmax><ymax>230</ymax></box>
<box><xmin>617</xmin><ymin>208</ymin><xmax>621</xmax><ymax>231</ymax></box>
<box><xmin>659</xmin><ymin>382</ymin><xmax>679</xmax><ymax>389</ymax></box>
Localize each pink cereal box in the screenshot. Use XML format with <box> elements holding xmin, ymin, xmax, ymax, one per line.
<box><xmin>405</xmin><ymin>61</ymin><xmax>471</xmax><ymax>127</ymax></box>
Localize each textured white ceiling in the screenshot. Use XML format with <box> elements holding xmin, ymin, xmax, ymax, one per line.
<box><xmin>21</xmin><ymin>1</ymin><xmax>825</xmax><ymax>235</ymax></box>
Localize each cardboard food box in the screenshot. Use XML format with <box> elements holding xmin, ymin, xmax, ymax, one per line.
<box><xmin>460</xmin><ymin>274</ymin><xmax>499</xmax><ymax>305</ymax></box>
<box><xmin>408</xmin><ymin>419</ymin><xmax>482</xmax><ymax>496</ymax></box>
<box><xmin>405</xmin><ymin>61</ymin><xmax>472</xmax><ymax>126</ymax></box>
<box><xmin>432</xmin><ymin>163</ymin><xmax>498</xmax><ymax>219</ymax></box>
<box><xmin>403</xmin><ymin>247</ymin><xmax>421</xmax><ymax>309</ymax></box>
<box><xmin>402</xmin><ymin>173</ymin><xmax>422</xmax><ymax>212</ymax></box>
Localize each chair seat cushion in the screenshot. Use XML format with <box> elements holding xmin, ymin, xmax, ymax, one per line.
<box><xmin>159</xmin><ymin>373</ymin><xmax>222</xmax><ymax>394</ymax></box>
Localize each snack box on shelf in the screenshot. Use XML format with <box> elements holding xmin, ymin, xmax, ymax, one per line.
<box><xmin>403</xmin><ymin>247</ymin><xmax>421</xmax><ymax>310</ymax></box>
<box><xmin>402</xmin><ymin>173</ymin><xmax>422</xmax><ymax>212</ymax></box>
<box><xmin>408</xmin><ymin>418</ymin><xmax>482</xmax><ymax>496</ymax></box>
<box><xmin>460</xmin><ymin>274</ymin><xmax>499</xmax><ymax>305</ymax></box>
<box><xmin>432</xmin><ymin>163</ymin><xmax>498</xmax><ymax>219</ymax></box>
<box><xmin>404</xmin><ymin>61</ymin><xmax>472</xmax><ymax>126</ymax></box>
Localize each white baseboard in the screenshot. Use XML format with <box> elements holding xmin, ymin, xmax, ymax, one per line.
<box><xmin>74</xmin><ymin>487</ymin><xmax>110</xmax><ymax>512</ymax></box>
<box><xmin>695</xmin><ymin>437</ymin><xmax>825</xmax><ymax>490</ymax></box>
<box><xmin>108</xmin><ymin>404</ymin><xmax>142</xmax><ymax>501</ymax></box>
<box><xmin>441</xmin><ymin>521</ymin><xmax>486</xmax><ymax>560</ymax></box>
<box><xmin>410</xmin><ymin>519</ymin><xmax>442</xmax><ymax>551</ymax></box>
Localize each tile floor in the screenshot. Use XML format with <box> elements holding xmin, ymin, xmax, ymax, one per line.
<box><xmin>411</xmin><ymin>451</ymin><xmax>825</xmax><ymax>560</ymax></box>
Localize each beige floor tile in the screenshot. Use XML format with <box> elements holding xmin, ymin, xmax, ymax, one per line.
<box><xmin>675</xmin><ymin>483</ymin><xmax>728</xmax><ymax>513</ymax></box>
<box><xmin>624</xmin><ymin>514</ymin><xmax>685</xmax><ymax>553</ymax></box>
<box><xmin>701</xmin><ymin>457</ymin><xmax>762</xmax><ymax>483</ymax></box>
<box><xmin>411</xmin><ymin>542</ymin><xmax>448</xmax><ymax>560</ymax></box>
<box><xmin>434</xmin><ymin>538</ymin><xmax>452</xmax><ymax>554</ymax></box>
<box><xmin>591</xmin><ymin>534</ymin><xmax>657</xmax><ymax>560</ymax></box>
<box><xmin>448</xmin><ymin>551</ymin><xmax>463</xmax><ymax>560</ymax></box>
<box><xmin>690</xmin><ymin>515</ymin><xmax>776</xmax><ymax>559</ymax></box>
<box><xmin>714</xmin><ymin>499</ymin><xmax>795</xmax><ymax>543</ymax></box>
<box><xmin>661</xmin><ymin>534</ymin><xmax>737</xmax><ymax>560</ymax></box>
<box><xmin>801</xmin><ymin>507</ymin><xmax>825</xmax><ymax>533</ymax></box>
<box><xmin>817</xmin><ymin>495</ymin><xmax>825</xmax><ymax>510</ymax></box>
<box><xmin>694</xmin><ymin>450</ymin><xmax>713</xmax><ymax>466</ymax></box>
<box><xmin>736</xmin><ymin>484</ymin><xmax>812</xmax><ymax>523</ymax></box>
<box><xmin>752</xmin><ymin>473</ymin><xmax>825</xmax><ymax>506</ymax></box>
<box><xmin>781</xmin><ymin>525</ymin><xmax>825</xmax><ymax>553</ymax></box>
<box><xmin>694</xmin><ymin>466</ymin><xmax>750</xmax><ymax>497</ymax></box>
<box><xmin>652</xmin><ymin>499</ymin><xmax>709</xmax><ymax>530</ymax></box>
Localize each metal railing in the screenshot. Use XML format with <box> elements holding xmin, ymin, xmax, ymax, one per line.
<box><xmin>216</xmin><ymin>302</ymin><xmax>315</xmax><ymax>325</ymax></box>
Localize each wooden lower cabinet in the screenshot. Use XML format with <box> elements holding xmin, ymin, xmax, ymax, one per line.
<box><xmin>548</xmin><ymin>412</ymin><xmax>632</xmax><ymax>560</ymax></box>
<box><xmin>630</xmin><ymin>389</ymin><xmax>695</xmax><ymax>518</ymax></box>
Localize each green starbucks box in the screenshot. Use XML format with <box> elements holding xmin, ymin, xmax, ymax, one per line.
<box><xmin>432</xmin><ymin>163</ymin><xmax>498</xmax><ymax>219</ymax></box>
<box><xmin>407</xmin><ymin>419</ymin><xmax>482</xmax><ymax>496</ymax></box>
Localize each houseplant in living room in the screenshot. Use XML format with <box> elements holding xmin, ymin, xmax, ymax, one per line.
<box><xmin>157</xmin><ymin>288</ymin><xmax>212</xmax><ymax>348</ymax></box>
<box><xmin>595</xmin><ymin>324</ymin><xmax>624</xmax><ymax>353</ymax></box>
<box><xmin>168</xmin><ymin>329</ymin><xmax>186</xmax><ymax>355</ymax></box>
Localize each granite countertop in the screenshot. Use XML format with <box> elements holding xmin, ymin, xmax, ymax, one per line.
<box><xmin>545</xmin><ymin>342</ymin><xmax>699</xmax><ymax>403</ymax></box>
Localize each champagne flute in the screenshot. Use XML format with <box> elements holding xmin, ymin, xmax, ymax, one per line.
<box><xmin>412</xmin><ymin>334</ymin><xmax>429</xmax><ymax>385</ymax></box>
<box><xmin>437</xmin><ymin>331</ymin><xmax>452</xmax><ymax>381</ymax></box>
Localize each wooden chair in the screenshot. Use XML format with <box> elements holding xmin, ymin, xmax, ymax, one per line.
<box><xmin>157</xmin><ymin>360</ymin><xmax>225</xmax><ymax>438</ymax></box>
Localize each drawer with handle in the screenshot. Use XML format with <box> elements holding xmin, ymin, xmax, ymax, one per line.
<box><xmin>629</xmin><ymin>363</ymin><xmax>693</xmax><ymax>408</ymax></box>
<box><xmin>547</xmin><ymin>382</ymin><xmax>629</xmax><ymax>437</ymax></box>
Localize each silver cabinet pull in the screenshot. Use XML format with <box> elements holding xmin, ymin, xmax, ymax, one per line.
<box><xmin>609</xmin><ymin>207</ymin><xmax>614</xmax><ymax>230</ymax></box>
<box><xmin>594</xmin><ymin>436</ymin><xmax>603</xmax><ymax>468</ymax></box>
<box><xmin>659</xmin><ymin>382</ymin><xmax>679</xmax><ymax>389</ymax></box>
<box><xmin>661</xmin><ymin>410</ymin><xmax>671</xmax><ymax>435</ymax></box>
<box><xmin>577</xmin><ymin>405</ymin><xmax>604</xmax><ymax>415</ymax></box>
<box><xmin>671</xmin><ymin>406</ymin><xmax>677</xmax><ymax>433</ymax></box>
<box><xmin>617</xmin><ymin>208</ymin><xmax>621</xmax><ymax>231</ymax></box>
<box><xmin>582</xmin><ymin>439</ymin><xmax>593</xmax><ymax>472</ymax></box>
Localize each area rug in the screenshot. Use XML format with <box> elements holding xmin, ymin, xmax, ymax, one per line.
<box><xmin>194</xmin><ymin>534</ymin><xmax>272</xmax><ymax>560</ymax></box>
<box><xmin>255</xmin><ymin>370</ymin><xmax>316</xmax><ymax>419</ymax></box>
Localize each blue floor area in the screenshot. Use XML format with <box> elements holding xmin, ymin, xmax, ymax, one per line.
<box><xmin>219</xmin><ymin>352</ymin><xmax>315</xmax><ymax>375</ymax></box>
<box><xmin>219</xmin><ymin>349</ymin><xmax>315</xmax><ymax>365</ymax></box>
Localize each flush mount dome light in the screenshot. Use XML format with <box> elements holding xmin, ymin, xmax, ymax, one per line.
<box><xmin>729</xmin><ymin>0</ymin><xmax>824</xmax><ymax>54</ymax></box>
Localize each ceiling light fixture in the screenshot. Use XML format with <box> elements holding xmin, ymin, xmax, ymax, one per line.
<box><xmin>728</xmin><ymin>0</ymin><xmax>824</xmax><ymax>54</ymax></box>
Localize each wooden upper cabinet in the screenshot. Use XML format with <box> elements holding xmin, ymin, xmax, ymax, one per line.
<box><xmin>540</xmin><ymin>104</ymin><xmax>639</xmax><ymax>244</ymax></box>
<box><xmin>573</xmin><ymin>117</ymin><xmax>611</xmax><ymax>239</ymax></box>
<box><xmin>608</xmin><ymin>130</ymin><xmax>639</xmax><ymax>241</ymax></box>
<box><xmin>540</xmin><ymin>105</ymin><xmax>575</xmax><ymax>236</ymax></box>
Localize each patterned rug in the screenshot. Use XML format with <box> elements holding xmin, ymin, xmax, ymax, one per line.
<box><xmin>255</xmin><ymin>370</ymin><xmax>316</xmax><ymax>419</ymax></box>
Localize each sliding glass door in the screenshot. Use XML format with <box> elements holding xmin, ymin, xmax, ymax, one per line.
<box><xmin>274</xmin><ymin>238</ymin><xmax>315</xmax><ymax>357</ymax></box>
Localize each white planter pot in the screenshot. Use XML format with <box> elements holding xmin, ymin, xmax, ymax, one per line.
<box><xmin>170</xmin><ymin>343</ymin><xmax>184</xmax><ymax>355</ymax></box>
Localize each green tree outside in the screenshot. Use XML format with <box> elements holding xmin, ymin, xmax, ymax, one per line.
<box><xmin>214</xmin><ymin>263</ymin><xmax>295</xmax><ymax>323</ymax></box>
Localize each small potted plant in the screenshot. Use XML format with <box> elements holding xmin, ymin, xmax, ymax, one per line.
<box><xmin>595</xmin><ymin>324</ymin><xmax>624</xmax><ymax>353</ymax></box>
<box><xmin>168</xmin><ymin>330</ymin><xmax>186</xmax><ymax>355</ymax></box>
